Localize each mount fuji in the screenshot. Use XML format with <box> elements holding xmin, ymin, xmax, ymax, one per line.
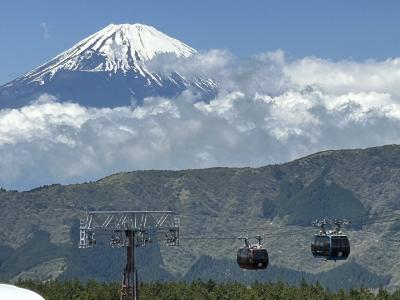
<box><xmin>0</xmin><ymin>24</ymin><xmax>216</xmax><ymax>108</ymax></box>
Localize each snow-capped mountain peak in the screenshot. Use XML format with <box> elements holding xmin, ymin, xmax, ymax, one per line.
<box><xmin>96</xmin><ymin>23</ymin><xmax>196</xmax><ymax>61</ymax></box>
<box><xmin>0</xmin><ymin>23</ymin><xmax>215</xmax><ymax>108</ymax></box>
<box><xmin>22</xmin><ymin>23</ymin><xmax>196</xmax><ymax>82</ymax></box>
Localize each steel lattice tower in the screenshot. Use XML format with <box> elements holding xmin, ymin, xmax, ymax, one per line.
<box><xmin>79</xmin><ymin>211</ymin><xmax>179</xmax><ymax>300</ymax></box>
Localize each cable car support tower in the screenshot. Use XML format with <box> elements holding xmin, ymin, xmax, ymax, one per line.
<box><xmin>79</xmin><ymin>211</ymin><xmax>180</xmax><ymax>300</ymax></box>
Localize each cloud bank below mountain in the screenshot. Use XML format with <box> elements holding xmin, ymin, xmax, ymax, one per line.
<box><xmin>2</xmin><ymin>51</ymin><xmax>400</xmax><ymax>190</ymax></box>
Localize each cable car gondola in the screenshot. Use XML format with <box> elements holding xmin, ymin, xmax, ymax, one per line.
<box><xmin>311</xmin><ymin>219</ymin><xmax>350</xmax><ymax>261</ymax></box>
<box><xmin>237</xmin><ymin>236</ymin><xmax>269</xmax><ymax>270</ymax></box>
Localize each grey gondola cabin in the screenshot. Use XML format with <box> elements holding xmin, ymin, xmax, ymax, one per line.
<box><xmin>311</xmin><ymin>219</ymin><xmax>350</xmax><ymax>261</ymax></box>
<box><xmin>236</xmin><ymin>236</ymin><xmax>269</xmax><ymax>270</ymax></box>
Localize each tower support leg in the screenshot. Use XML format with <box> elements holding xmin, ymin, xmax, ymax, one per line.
<box><xmin>121</xmin><ymin>230</ymin><xmax>138</xmax><ymax>300</ymax></box>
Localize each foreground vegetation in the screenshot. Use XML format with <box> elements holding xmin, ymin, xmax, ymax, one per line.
<box><xmin>16</xmin><ymin>280</ymin><xmax>400</xmax><ymax>300</ymax></box>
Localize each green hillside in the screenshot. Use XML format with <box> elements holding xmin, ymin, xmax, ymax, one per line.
<box><xmin>1</xmin><ymin>144</ymin><xmax>400</xmax><ymax>290</ymax></box>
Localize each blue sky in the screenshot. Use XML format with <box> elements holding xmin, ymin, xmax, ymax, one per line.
<box><xmin>0</xmin><ymin>0</ymin><xmax>399</xmax><ymax>84</ymax></box>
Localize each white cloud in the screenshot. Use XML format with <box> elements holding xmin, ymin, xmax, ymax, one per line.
<box><xmin>285</xmin><ymin>57</ymin><xmax>400</xmax><ymax>98</ymax></box>
<box><xmin>2</xmin><ymin>51</ymin><xmax>400</xmax><ymax>190</ymax></box>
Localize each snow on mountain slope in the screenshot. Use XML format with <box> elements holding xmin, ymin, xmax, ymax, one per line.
<box><xmin>0</xmin><ymin>24</ymin><xmax>215</xmax><ymax>108</ymax></box>
<box><xmin>22</xmin><ymin>24</ymin><xmax>196</xmax><ymax>84</ymax></box>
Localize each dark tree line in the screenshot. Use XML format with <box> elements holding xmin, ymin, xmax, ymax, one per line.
<box><xmin>16</xmin><ymin>280</ymin><xmax>400</xmax><ymax>300</ymax></box>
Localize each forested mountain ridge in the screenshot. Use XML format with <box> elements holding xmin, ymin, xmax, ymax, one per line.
<box><xmin>0</xmin><ymin>144</ymin><xmax>400</xmax><ymax>289</ymax></box>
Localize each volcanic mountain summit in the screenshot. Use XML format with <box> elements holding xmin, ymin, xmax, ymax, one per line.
<box><xmin>0</xmin><ymin>24</ymin><xmax>216</xmax><ymax>108</ymax></box>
